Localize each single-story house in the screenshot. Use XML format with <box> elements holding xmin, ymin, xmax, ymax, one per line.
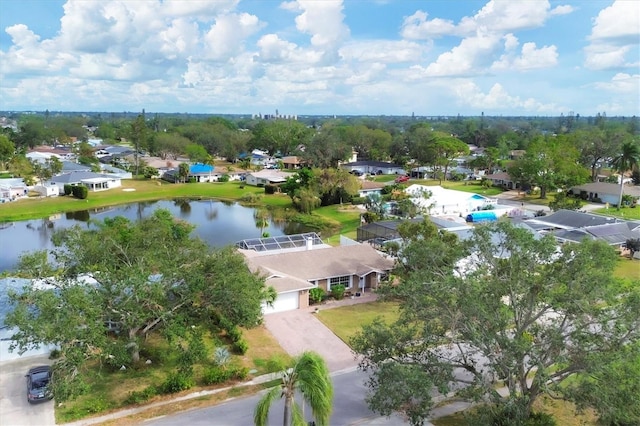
<box><xmin>99</xmin><ymin>164</ymin><xmax>132</xmax><ymax>179</ymax></box>
<box><xmin>405</xmin><ymin>184</ymin><xmax>505</xmax><ymax>217</ymax></box>
<box><xmin>27</xmin><ymin>146</ymin><xmax>76</xmax><ymax>162</ymax></box>
<box><xmin>47</xmin><ymin>172</ymin><xmax>122</xmax><ymax>194</ymax></box>
<box><xmin>209</xmin><ymin>166</ymin><xmax>246</xmax><ymax>182</ymax></box>
<box><xmin>551</xmin><ymin>222</ymin><xmax>640</xmax><ymax>246</ymax></box>
<box><xmin>358</xmin><ymin>180</ymin><xmax>386</xmax><ymax>198</ymax></box>
<box><xmin>484</xmin><ymin>172</ymin><xmax>519</xmax><ymax>190</ymax></box>
<box><xmin>25</xmin><ymin>151</ymin><xmax>60</xmax><ymax>164</ymax></box>
<box><xmin>61</xmin><ymin>161</ymin><xmax>91</xmax><ymax>173</ymax></box>
<box><xmin>523</xmin><ymin>209</ymin><xmax>623</xmax><ymax>231</ymax></box>
<box><xmin>162</xmin><ymin>163</ymin><xmax>216</xmax><ymax>183</ymax></box>
<box><xmin>568</xmin><ymin>182</ymin><xmax>640</xmax><ymax>206</ymax></box>
<box><xmin>523</xmin><ymin>209</ymin><xmax>640</xmax><ymax>247</ymax></box>
<box><xmin>357</xmin><ymin>217</ymin><xmax>472</xmax><ymax>245</ymax></box>
<box><xmin>188</xmin><ymin>163</ymin><xmax>215</xmax><ymax>183</ymax></box>
<box><xmin>246</xmin><ymin>169</ymin><xmax>290</xmax><ymax>186</ymax></box>
<box><xmin>341</xmin><ymin>160</ymin><xmax>406</xmax><ymax>176</ymax></box>
<box><xmin>280</xmin><ymin>156</ymin><xmax>305</xmax><ymax>170</ymax></box>
<box><xmin>0</xmin><ymin>178</ymin><xmax>28</xmax><ymax>201</ymax></box>
<box><xmin>239</xmin><ymin>234</ymin><xmax>394</xmax><ymax>314</ymax></box>
<box><xmin>239</xmin><ymin>149</ymin><xmax>272</xmax><ymax>167</ymax></box>
<box><xmin>32</xmin><ymin>182</ymin><xmax>59</xmax><ymax>197</ymax></box>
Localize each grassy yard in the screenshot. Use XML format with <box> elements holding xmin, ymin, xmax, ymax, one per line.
<box><xmin>0</xmin><ymin>179</ymin><xmax>293</xmax><ymax>222</ymax></box>
<box><xmin>315</xmin><ymin>301</ymin><xmax>400</xmax><ymax>344</ymax></box>
<box><xmin>615</xmin><ymin>256</ymin><xmax>640</xmax><ymax>280</ymax></box>
<box><xmin>55</xmin><ymin>325</ymin><xmax>291</xmax><ymax>423</ymax></box>
<box><xmin>314</xmin><ymin>204</ymin><xmax>364</xmax><ymax>244</ymax></box>
<box><xmin>431</xmin><ymin>396</ymin><xmax>597</xmax><ymax>426</ymax></box>
<box><xmin>593</xmin><ymin>206</ymin><xmax>640</xmax><ymax>220</ymax></box>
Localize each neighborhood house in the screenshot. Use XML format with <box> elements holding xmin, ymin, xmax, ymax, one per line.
<box><xmin>238</xmin><ymin>233</ymin><xmax>395</xmax><ymax>314</ymax></box>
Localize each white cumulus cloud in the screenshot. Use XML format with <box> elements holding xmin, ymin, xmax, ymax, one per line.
<box><xmin>584</xmin><ymin>1</ymin><xmax>640</xmax><ymax>70</ymax></box>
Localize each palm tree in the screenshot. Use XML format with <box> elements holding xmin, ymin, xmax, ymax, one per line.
<box><xmin>254</xmin><ymin>351</ymin><xmax>333</xmax><ymax>426</ymax></box>
<box><xmin>611</xmin><ymin>141</ymin><xmax>640</xmax><ymax>208</ymax></box>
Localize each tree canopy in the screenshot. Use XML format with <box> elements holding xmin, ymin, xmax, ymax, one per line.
<box><xmin>6</xmin><ymin>209</ymin><xmax>270</xmax><ymax>401</ymax></box>
<box><xmin>351</xmin><ymin>220</ymin><xmax>640</xmax><ymax>425</ymax></box>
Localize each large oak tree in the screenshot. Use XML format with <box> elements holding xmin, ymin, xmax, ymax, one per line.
<box><xmin>351</xmin><ymin>220</ymin><xmax>640</xmax><ymax>425</ymax></box>
<box><xmin>6</xmin><ymin>209</ymin><xmax>270</xmax><ymax>401</ymax></box>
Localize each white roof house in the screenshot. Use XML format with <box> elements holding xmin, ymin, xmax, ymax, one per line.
<box><xmin>405</xmin><ymin>184</ymin><xmax>500</xmax><ymax>217</ymax></box>
<box><xmin>246</xmin><ymin>169</ymin><xmax>291</xmax><ymax>186</ymax></box>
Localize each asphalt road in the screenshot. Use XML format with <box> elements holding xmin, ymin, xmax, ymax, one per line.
<box><xmin>0</xmin><ymin>355</ymin><xmax>55</xmax><ymax>426</ymax></box>
<box><xmin>145</xmin><ymin>369</ymin><xmax>408</xmax><ymax>426</ymax></box>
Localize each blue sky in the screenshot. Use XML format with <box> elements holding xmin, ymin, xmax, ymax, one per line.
<box><xmin>0</xmin><ymin>0</ymin><xmax>638</xmax><ymax>116</ymax></box>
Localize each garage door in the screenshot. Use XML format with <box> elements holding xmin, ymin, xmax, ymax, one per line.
<box><xmin>263</xmin><ymin>291</ymin><xmax>299</xmax><ymax>314</ymax></box>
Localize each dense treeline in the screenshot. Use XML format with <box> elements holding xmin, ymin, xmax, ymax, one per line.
<box><xmin>1</xmin><ymin>111</ymin><xmax>638</xmax><ymax>205</ymax></box>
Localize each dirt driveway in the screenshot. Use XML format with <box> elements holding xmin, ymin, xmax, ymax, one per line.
<box><xmin>0</xmin><ymin>355</ymin><xmax>55</xmax><ymax>426</ymax></box>
<box><xmin>264</xmin><ymin>294</ymin><xmax>377</xmax><ymax>372</ymax></box>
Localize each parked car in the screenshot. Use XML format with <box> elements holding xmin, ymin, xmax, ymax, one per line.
<box><xmin>349</xmin><ymin>170</ymin><xmax>363</xmax><ymax>176</ymax></box>
<box><xmin>26</xmin><ymin>365</ymin><xmax>53</xmax><ymax>403</ymax></box>
<box><xmin>395</xmin><ymin>175</ymin><xmax>410</xmax><ymax>183</ymax></box>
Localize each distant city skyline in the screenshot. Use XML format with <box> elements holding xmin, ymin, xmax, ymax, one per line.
<box><xmin>1</xmin><ymin>1</ymin><xmax>638</xmax><ymax>116</ymax></box>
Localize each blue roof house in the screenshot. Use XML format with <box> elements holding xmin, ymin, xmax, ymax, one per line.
<box><xmin>189</xmin><ymin>163</ymin><xmax>215</xmax><ymax>182</ymax></box>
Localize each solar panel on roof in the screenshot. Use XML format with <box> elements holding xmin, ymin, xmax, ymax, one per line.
<box><xmin>235</xmin><ymin>232</ymin><xmax>324</xmax><ymax>252</ymax></box>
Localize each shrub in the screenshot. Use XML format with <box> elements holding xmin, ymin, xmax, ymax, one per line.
<box><xmin>232</xmin><ymin>339</ymin><xmax>249</xmax><ymax>355</ymax></box>
<box><xmin>264</xmin><ymin>184</ymin><xmax>276</xmax><ymax>194</ymax></box>
<box><xmin>351</xmin><ymin>196</ymin><xmax>366</xmax><ymax>205</ymax></box>
<box><xmin>123</xmin><ymin>386</ymin><xmax>157</xmax><ymax>405</ymax></box>
<box><xmin>229</xmin><ymin>366</ymin><xmax>249</xmax><ymax>380</ymax></box>
<box><xmin>240</xmin><ymin>192</ymin><xmax>262</xmax><ymax>203</ymax></box>
<box><xmin>218</xmin><ymin>174</ymin><xmax>230</xmax><ymax>183</ymax></box>
<box><xmin>470</xmin><ymin>404</ymin><xmax>557</xmax><ymax>426</ymax></box>
<box><xmin>63</xmin><ymin>184</ymin><xmax>72</xmax><ymax>196</ymax></box>
<box><xmin>330</xmin><ymin>284</ymin><xmax>346</xmax><ymax>300</ymax></box>
<box><xmin>309</xmin><ymin>287</ymin><xmax>325</xmax><ymax>305</ymax></box>
<box><xmin>380</xmin><ymin>185</ymin><xmax>393</xmax><ymax>195</ymax></box>
<box><xmin>202</xmin><ymin>366</ymin><xmax>249</xmax><ymax>386</ymax></box>
<box><xmin>160</xmin><ymin>371</ymin><xmax>194</xmax><ymax>394</ymax></box>
<box><xmin>72</xmin><ymin>185</ymin><xmax>88</xmax><ymax>199</ymax></box>
<box><xmin>202</xmin><ymin>367</ymin><xmax>231</xmax><ymax>385</ymax></box>
<box><xmin>226</xmin><ymin>325</ymin><xmax>243</xmax><ymax>343</ymax></box>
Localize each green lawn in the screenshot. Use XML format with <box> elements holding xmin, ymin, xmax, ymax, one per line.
<box><xmin>314</xmin><ymin>204</ymin><xmax>363</xmax><ymax>244</ymax></box>
<box><xmin>315</xmin><ymin>301</ymin><xmax>400</xmax><ymax>344</ymax></box>
<box><xmin>593</xmin><ymin>206</ymin><xmax>640</xmax><ymax>220</ymax></box>
<box><xmin>615</xmin><ymin>257</ymin><xmax>640</xmax><ymax>280</ymax></box>
<box><xmin>0</xmin><ymin>179</ymin><xmax>294</xmax><ymax>222</ymax></box>
<box><xmin>431</xmin><ymin>396</ymin><xmax>597</xmax><ymax>426</ymax></box>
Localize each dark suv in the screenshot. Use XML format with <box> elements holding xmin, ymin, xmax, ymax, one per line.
<box><xmin>26</xmin><ymin>365</ymin><xmax>53</xmax><ymax>403</ymax></box>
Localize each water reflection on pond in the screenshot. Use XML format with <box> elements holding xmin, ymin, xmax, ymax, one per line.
<box><xmin>0</xmin><ymin>199</ymin><xmax>309</xmax><ymax>273</ymax></box>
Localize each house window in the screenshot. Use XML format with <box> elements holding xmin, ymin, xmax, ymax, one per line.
<box><xmin>329</xmin><ymin>276</ymin><xmax>351</xmax><ymax>290</ymax></box>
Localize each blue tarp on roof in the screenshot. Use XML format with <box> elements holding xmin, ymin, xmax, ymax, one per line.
<box><xmin>189</xmin><ymin>164</ymin><xmax>214</xmax><ymax>174</ymax></box>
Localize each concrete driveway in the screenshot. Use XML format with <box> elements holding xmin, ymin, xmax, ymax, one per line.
<box><xmin>0</xmin><ymin>355</ymin><xmax>55</xmax><ymax>426</ymax></box>
<box><xmin>264</xmin><ymin>307</ymin><xmax>359</xmax><ymax>372</ymax></box>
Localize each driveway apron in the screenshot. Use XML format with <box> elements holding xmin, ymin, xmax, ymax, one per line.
<box><xmin>264</xmin><ymin>309</ymin><xmax>358</xmax><ymax>372</ymax></box>
<box><xmin>0</xmin><ymin>355</ymin><xmax>55</xmax><ymax>426</ymax></box>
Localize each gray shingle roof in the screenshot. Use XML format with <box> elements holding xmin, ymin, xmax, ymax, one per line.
<box><xmin>243</xmin><ymin>244</ymin><xmax>395</xmax><ymax>283</ymax></box>
<box><xmin>526</xmin><ymin>209</ymin><xmax>620</xmax><ymax>230</ymax></box>
<box><xmin>50</xmin><ymin>172</ymin><xmax>115</xmax><ymax>184</ymax></box>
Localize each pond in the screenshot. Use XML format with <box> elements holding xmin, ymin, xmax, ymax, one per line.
<box><xmin>0</xmin><ymin>199</ymin><xmax>309</xmax><ymax>273</ymax></box>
